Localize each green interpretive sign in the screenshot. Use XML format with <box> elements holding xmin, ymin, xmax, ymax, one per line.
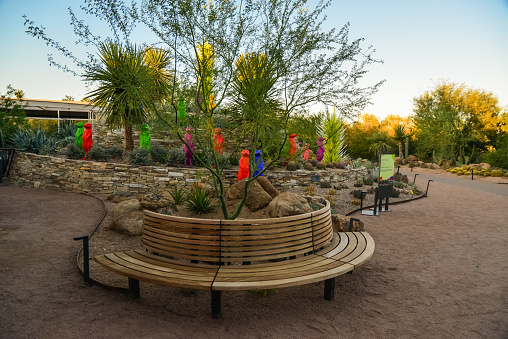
<box><xmin>379</xmin><ymin>154</ymin><xmax>395</xmax><ymax>181</ymax></box>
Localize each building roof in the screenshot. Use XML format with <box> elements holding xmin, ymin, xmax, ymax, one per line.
<box><xmin>3</xmin><ymin>98</ymin><xmax>101</xmax><ymax>120</ymax></box>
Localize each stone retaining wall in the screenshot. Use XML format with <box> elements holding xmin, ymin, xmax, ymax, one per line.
<box><xmin>8</xmin><ymin>152</ymin><xmax>367</xmax><ymax>197</ymax></box>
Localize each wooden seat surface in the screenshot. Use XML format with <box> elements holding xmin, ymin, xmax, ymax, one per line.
<box><xmin>94</xmin><ymin>203</ymin><xmax>374</xmax><ymax>292</ymax></box>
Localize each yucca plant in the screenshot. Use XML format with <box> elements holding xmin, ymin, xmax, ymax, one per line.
<box><xmin>321</xmin><ymin>110</ymin><xmax>346</xmax><ymax>164</ymax></box>
<box><xmin>170</xmin><ymin>185</ymin><xmax>187</xmax><ymax>205</ymax></box>
<box><xmin>185</xmin><ymin>184</ymin><xmax>215</xmax><ymax>214</ymax></box>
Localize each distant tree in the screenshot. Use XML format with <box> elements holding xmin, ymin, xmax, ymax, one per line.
<box><xmin>62</xmin><ymin>95</ymin><xmax>75</xmax><ymax>101</ymax></box>
<box><xmin>0</xmin><ymin>85</ymin><xmax>27</xmax><ymax>142</ymax></box>
<box><xmin>412</xmin><ymin>81</ymin><xmax>505</xmax><ymax>164</ymax></box>
<box><xmin>392</xmin><ymin>125</ymin><xmax>408</xmax><ymax>159</ymax></box>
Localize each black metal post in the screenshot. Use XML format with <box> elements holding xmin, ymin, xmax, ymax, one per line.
<box><xmin>397</xmin><ymin>165</ymin><xmax>400</xmax><ymax>173</ymax></box>
<box><xmin>425</xmin><ymin>180</ymin><xmax>433</xmax><ymax>197</ymax></box>
<box><xmin>211</xmin><ymin>290</ymin><xmax>222</xmax><ymax>318</ymax></box>
<box><xmin>360</xmin><ymin>191</ymin><xmax>367</xmax><ymax>212</ymax></box>
<box><xmin>413</xmin><ymin>173</ymin><xmax>419</xmax><ymax>185</ymax></box>
<box><xmin>373</xmin><ymin>189</ymin><xmax>379</xmax><ymax>216</ymax></box>
<box><xmin>349</xmin><ymin>218</ymin><xmax>360</xmax><ymax>232</ymax></box>
<box><xmin>472</xmin><ymin>169</ymin><xmax>474</xmax><ymax>181</ymax></box>
<box><xmin>324</xmin><ymin>278</ymin><xmax>335</xmax><ymax>301</ymax></box>
<box><xmin>128</xmin><ymin>278</ymin><xmax>140</xmax><ymax>298</ymax></box>
<box><xmin>73</xmin><ymin>235</ymin><xmax>90</xmax><ymax>284</ymax></box>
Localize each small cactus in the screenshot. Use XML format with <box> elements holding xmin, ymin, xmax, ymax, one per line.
<box><xmin>353</xmin><ymin>179</ymin><xmax>363</xmax><ymax>187</ymax></box>
<box><xmin>304</xmin><ymin>163</ymin><xmax>314</xmax><ymax>171</ymax></box>
<box><xmin>320</xmin><ymin>181</ymin><xmax>332</xmax><ymax>188</ymax></box>
<box><xmin>352</xmin><ymin>189</ymin><xmax>363</xmax><ymax>199</ymax></box>
<box><xmin>324</xmin><ymin>194</ymin><xmax>335</xmax><ymax>207</ymax></box>
<box><xmin>304</xmin><ymin>185</ymin><xmax>315</xmax><ymax>195</ymax></box>
<box><xmin>286</xmin><ymin>161</ymin><xmax>297</xmax><ymax>171</ymax></box>
<box><xmin>351</xmin><ymin>198</ymin><xmax>362</xmax><ymax>205</ymax></box>
<box><xmin>327</xmin><ymin>189</ymin><xmax>337</xmax><ymax>195</ymax></box>
<box><xmin>310</xmin><ymin>159</ymin><xmax>318</xmax><ymax>167</ymax></box>
<box><xmin>316</xmin><ymin>162</ymin><xmax>326</xmax><ymax>170</ymax></box>
<box><xmin>363</xmin><ymin>176</ymin><xmax>374</xmax><ymax>186</ymax></box>
<box><xmin>325</xmin><ymin>162</ymin><xmax>334</xmax><ymax>169</ymax></box>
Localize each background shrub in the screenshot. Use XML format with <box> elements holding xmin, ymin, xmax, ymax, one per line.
<box><xmin>129</xmin><ymin>148</ymin><xmax>150</xmax><ymax>166</ymax></box>
<box><xmin>150</xmin><ymin>145</ymin><xmax>168</xmax><ymax>164</ymax></box>
<box><xmin>88</xmin><ymin>145</ymin><xmax>109</xmax><ymax>162</ymax></box>
<box><xmin>106</xmin><ymin>145</ymin><xmax>123</xmax><ymax>158</ymax></box>
<box><xmin>167</xmin><ymin>147</ymin><xmax>185</xmax><ymax>166</ymax></box>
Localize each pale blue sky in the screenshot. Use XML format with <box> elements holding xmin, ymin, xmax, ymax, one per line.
<box><xmin>1</xmin><ymin>0</ymin><xmax>507</xmax><ymax>119</ymax></box>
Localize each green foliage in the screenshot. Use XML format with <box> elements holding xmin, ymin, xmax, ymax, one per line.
<box><xmin>1</xmin><ymin>85</ymin><xmax>27</xmax><ymax>140</ymax></box>
<box><xmin>287</xmin><ymin>113</ymin><xmax>323</xmax><ymax>147</ymax></box>
<box><xmin>83</xmin><ymin>42</ymin><xmax>172</xmax><ymax>153</ymax></box>
<box><xmin>60</xmin><ymin>143</ymin><xmax>83</xmax><ymax>159</ymax></box>
<box><xmin>363</xmin><ymin>176</ymin><xmax>374</xmax><ymax>186</ymax></box>
<box><xmin>150</xmin><ymin>145</ymin><xmax>168</xmax><ymax>164</ymax></box>
<box><xmin>322</xmin><ymin>110</ymin><xmax>346</xmax><ymax>164</ymax></box>
<box><xmin>55</xmin><ymin>121</ymin><xmax>78</xmax><ymax>140</ymax></box>
<box><xmin>9</xmin><ymin>127</ymin><xmax>56</xmax><ymax>154</ymax></box>
<box><xmin>345</xmin><ymin>124</ymin><xmax>374</xmax><ymax>160</ymax></box>
<box><xmin>88</xmin><ymin>145</ymin><xmax>109</xmax><ymax>162</ymax></box>
<box><xmin>412</xmin><ymin>81</ymin><xmax>505</xmax><ymax>163</ymax></box>
<box><xmin>106</xmin><ymin>145</ymin><xmax>124</xmax><ymax>158</ymax></box>
<box><xmin>482</xmin><ymin>135</ymin><xmax>508</xmax><ymax>169</ymax></box>
<box><xmin>185</xmin><ymin>184</ymin><xmax>215</xmax><ymax>214</ymax></box>
<box><xmin>129</xmin><ymin>148</ymin><xmax>150</xmax><ymax>166</ymax></box>
<box><xmin>169</xmin><ymin>185</ymin><xmax>187</xmax><ymax>205</ymax></box>
<box><xmin>167</xmin><ymin>148</ymin><xmax>185</xmax><ymax>166</ymax></box>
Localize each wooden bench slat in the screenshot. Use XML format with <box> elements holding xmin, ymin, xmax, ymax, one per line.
<box><xmin>347</xmin><ymin>232</ymin><xmax>375</xmax><ymax>267</ymax></box>
<box><xmin>318</xmin><ymin>233</ymin><xmax>358</xmax><ymax>260</ymax></box>
<box><xmin>94</xmin><ymin>253</ymin><xmax>218</xmax><ymax>290</ymax></box>
<box><xmin>336</xmin><ymin>233</ymin><xmax>367</xmax><ymax>263</ymax></box>
<box><xmin>213</xmin><ymin>262</ymin><xmax>354</xmax><ymax>290</ymax></box>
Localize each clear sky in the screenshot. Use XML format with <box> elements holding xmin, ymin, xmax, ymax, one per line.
<box><xmin>1</xmin><ymin>0</ymin><xmax>507</xmax><ymax>120</ymax></box>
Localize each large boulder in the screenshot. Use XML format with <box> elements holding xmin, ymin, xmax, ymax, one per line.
<box><xmin>110</xmin><ymin>199</ymin><xmax>144</xmax><ymax>236</ymax></box>
<box><xmin>331</xmin><ymin>215</ymin><xmax>365</xmax><ymax>232</ymax></box>
<box><xmin>139</xmin><ymin>192</ymin><xmax>173</xmax><ymax>211</ymax></box>
<box><xmin>107</xmin><ymin>190</ymin><xmax>134</xmax><ymax>203</ymax></box>
<box><xmin>267</xmin><ymin>192</ymin><xmax>313</xmax><ymax>218</ymax></box>
<box><xmin>226</xmin><ymin>178</ymin><xmax>279</xmax><ymax>212</ymax></box>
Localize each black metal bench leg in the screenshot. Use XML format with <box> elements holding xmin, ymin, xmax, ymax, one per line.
<box><xmin>324</xmin><ymin>278</ymin><xmax>335</xmax><ymax>301</ymax></box>
<box><xmin>129</xmin><ymin>278</ymin><xmax>140</xmax><ymax>299</ymax></box>
<box><xmin>211</xmin><ymin>290</ymin><xmax>222</xmax><ymax>319</ymax></box>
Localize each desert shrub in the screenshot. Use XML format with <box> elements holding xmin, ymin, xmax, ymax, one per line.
<box><xmin>185</xmin><ymin>184</ymin><xmax>215</xmax><ymax>214</ymax></box>
<box><xmin>333</xmin><ymin>183</ymin><xmax>348</xmax><ymax>190</ymax></box>
<box><xmin>304</xmin><ymin>185</ymin><xmax>315</xmax><ymax>195</ymax></box>
<box><xmin>38</xmin><ymin>144</ymin><xmax>59</xmax><ymax>156</ymax></box>
<box><xmin>393</xmin><ymin>181</ymin><xmax>406</xmax><ymax>189</ymax></box>
<box><xmin>324</xmin><ymin>194</ymin><xmax>335</xmax><ymax>207</ymax></box>
<box><xmin>167</xmin><ymin>147</ymin><xmax>186</xmax><ymax>166</ymax></box>
<box><xmin>106</xmin><ymin>145</ymin><xmax>124</xmax><ymax>158</ymax></box>
<box><xmin>362</xmin><ymin>160</ymin><xmax>374</xmax><ymax>169</ymax></box>
<box><xmin>60</xmin><ymin>143</ymin><xmax>83</xmax><ymax>159</ymax></box>
<box><xmin>319</xmin><ymin>181</ymin><xmax>331</xmax><ymax>188</ymax></box>
<box><xmin>150</xmin><ymin>145</ymin><xmax>168</xmax><ymax>164</ymax></box>
<box><xmin>392</xmin><ymin>189</ymin><xmax>401</xmax><ymax>198</ymax></box>
<box><xmin>88</xmin><ymin>145</ymin><xmax>109</xmax><ymax>161</ymax></box>
<box><xmin>327</xmin><ymin>189</ymin><xmax>337</xmax><ymax>195</ymax></box>
<box><xmin>351</xmin><ymin>198</ymin><xmax>361</xmax><ymax>205</ymax></box>
<box><xmin>129</xmin><ymin>148</ymin><xmax>150</xmax><ymax>166</ymax></box>
<box><xmin>363</xmin><ymin>176</ymin><xmax>374</xmax><ymax>186</ymax></box>
<box><xmin>491</xmin><ymin>169</ymin><xmax>503</xmax><ymax>177</ymax></box>
<box><xmin>351</xmin><ymin>189</ymin><xmax>363</xmax><ymax>199</ymax></box>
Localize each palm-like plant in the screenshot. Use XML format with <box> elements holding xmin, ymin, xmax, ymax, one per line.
<box><xmin>392</xmin><ymin>125</ymin><xmax>408</xmax><ymax>159</ymax></box>
<box><xmin>322</xmin><ymin>110</ymin><xmax>346</xmax><ymax>164</ymax></box>
<box><xmin>84</xmin><ymin>42</ymin><xmax>171</xmax><ymax>154</ymax></box>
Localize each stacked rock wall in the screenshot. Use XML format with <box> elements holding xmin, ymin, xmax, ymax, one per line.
<box><xmin>8</xmin><ymin>152</ymin><xmax>367</xmax><ymax>197</ymax></box>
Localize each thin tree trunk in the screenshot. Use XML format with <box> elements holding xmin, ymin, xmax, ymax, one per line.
<box><xmin>124</xmin><ymin>124</ymin><xmax>134</xmax><ymax>154</ymax></box>
<box><xmin>398</xmin><ymin>142</ymin><xmax>403</xmax><ymax>159</ymax></box>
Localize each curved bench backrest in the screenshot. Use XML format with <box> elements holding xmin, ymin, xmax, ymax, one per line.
<box><xmin>142</xmin><ymin>202</ymin><xmax>333</xmax><ymax>265</ymax></box>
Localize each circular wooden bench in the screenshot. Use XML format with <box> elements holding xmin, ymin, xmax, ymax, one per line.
<box><xmin>94</xmin><ymin>201</ymin><xmax>375</xmax><ymax>318</ymax></box>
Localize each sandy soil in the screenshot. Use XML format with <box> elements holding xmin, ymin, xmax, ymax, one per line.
<box><xmin>1</xmin><ymin>168</ymin><xmax>508</xmax><ymax>338</ymax></box>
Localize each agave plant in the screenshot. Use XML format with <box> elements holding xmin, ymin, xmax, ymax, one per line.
<box><xmin>9</xmin><ymin>127</ymin><xmax>57</xmax><ymax>154</ymax></box>
<box><xmin>321</xmin><ymin>110</ymin><xmax>346</xmax><ymax>164</ymax></box>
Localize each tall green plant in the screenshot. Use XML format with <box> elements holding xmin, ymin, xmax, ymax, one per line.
<box><xmin>322</xmin><ymin>110</ymin><xmax>346</xmax><ymax>164</ymax></box>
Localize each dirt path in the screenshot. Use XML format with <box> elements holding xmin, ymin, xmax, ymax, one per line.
<box><xmin>1</xmin><ymin>179</ymin><xmax>507</xmax><ymax>338</ymax></box>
